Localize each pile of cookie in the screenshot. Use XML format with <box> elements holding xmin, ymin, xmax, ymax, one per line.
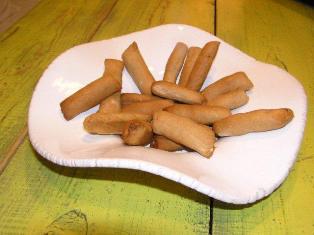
<box><xmin>60</xmin><ymin>41</ymin><xmax>293</xmax><ymax>158</ymax></box>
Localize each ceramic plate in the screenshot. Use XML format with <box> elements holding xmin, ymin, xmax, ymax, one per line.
<box><xmin>28</xmin><ymin>24</ymin><xmax>307</xmax><ymax>204</ymax></box>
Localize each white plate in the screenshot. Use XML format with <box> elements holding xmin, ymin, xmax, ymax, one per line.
<box><xmin>28</xmin><ymin>24</ymin><xmax>307</xmax><ymax>204</ymax></box>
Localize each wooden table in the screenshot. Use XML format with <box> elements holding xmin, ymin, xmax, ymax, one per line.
<box><xmin>0</xmin><ymin>1</ymin><xmax>313</xmax><ymax>234</ymax></box>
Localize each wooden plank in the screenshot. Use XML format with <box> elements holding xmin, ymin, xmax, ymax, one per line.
<box><xmin>213</xmin><ymin>0</ymin><xmax>314</xmax><ymax>234</ymax></box>
<box><xmin>0</xmin><ymin>139</ymin><xmax>211</xmax><ymax>234</ymax></box>
<box><xmin>0</xmin><ymin>0</ymin><xmax>118</xmax><ymax>163</ymax></box>
<box><xmin>92</xmin><ymin>0</ymin><xmax>215</xmax><ymax>40</ymax></box>
<box><xmin>0</xmin><ymin>0</ymin><xmax>41</xmax><ymax>33</ymax></box>
<box><xmin>0</xmin><ymin>0</ymin><xmax>215</xmax><ymax>234</ymax></box>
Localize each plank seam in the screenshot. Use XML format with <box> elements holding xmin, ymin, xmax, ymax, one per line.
<box><xmin>0</xmin><ymin>26</ymin><xmax>19</xmax><ymax>43</ymax></box>
<box><xmin>0</xmin><ymin>0</ymin><xmax>43</xmax><ymax>35</ymax></box>
<box><xmin>209</xmin><ymin>1</ymin><xmax>217</xmax><ymax>234</ymax></box>
<box><xmin>214</xmin><ymin>0</ymin><xmax>217</xmax><ymax>35</ymax></box>
<box><xmin>0</xmin><ymin>125</ymin><xmax>28</xmax><ymax>175</ymax></box>
<box><xmin>86</xmin><ymin>0</ymin><xmax>119</xmax><ymax>42</ymax></box>
<box><xmin>209</xmin><ymin>198</ymin><xmax>214</xmax><ymax>235</ymax></box>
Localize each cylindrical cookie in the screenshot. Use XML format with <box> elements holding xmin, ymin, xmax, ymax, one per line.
<box><xmin>213</xmin><ymin>108</ymin><xmax>294</xmax><ymax>136</ymax></box>
<box><xmin>165</xmin><ymin>104</ymin><xmax>231</xmax><ymax>125</ymax></box>
<box><xmin>163</xmin><ymin>42</ymin><xmax>188</xmax><ymax>83</ymax></box>
<box><xmin>152</xmin><ymin>81</ymin><xmax>205</xmax><ymax>104</ymax></box>
<box><xmin>151</xmin><ymin>135</ymin><xmax>184</xmax><ymax>152</ymax></box>
<box><xmin>122</xmin><ymin>42</ymin><xmax>155</xmax><ymax>95</ymax></box>
<box><xmin>202</xmin><ymin>72</ymin><xmax>253</xmax><ymax>101</ymax></box>
<box><xmin>102</xmin><ymin>59</ymin><xmax>124</xmax><ymax>82</ymax></box>
<box><xmin>178</xmin><ymin>47</ymin><xmax>201</xmax><ymax>87</ymax></box>
<box><xmin>60</xmin><ymin>75</ymin><xmax>121</xmax><ymax>120</ymax></box>
<box><xmin>122</xmin><ymin>120</ymin><xmax>153</xmax><ymax>146</ymax></box>
<box><xmin>84</xmin><ymin>112</ymin><xmax>152</xmax><ymax>135</ymax></box>
<box><xmin>98</xmin><ymin>59</ymin><xmax>124</xmax><ymax>113</ymax></box>
<box><xmin>186</xmin><ymin>41</ymin><xmax>220</xmax><ymax>91</ymax></box>
<box><xmin>122</xmin><ymin>99</ymin><xmax>174</xmax><ymax>116</ymax></box>
<box><xmin>152</xmin><ymin>111</ymin><xmax>216</xmax><ymax>157</ymax></box>
<box><xmin>121</xmin><ymin>93</ymin><xmax>162</xmax><ymax>106</ymax></box>
<box><xmin>206</xmin><ymin>89</ymin><xmax>249</xmax><ymax>110</ymax></box>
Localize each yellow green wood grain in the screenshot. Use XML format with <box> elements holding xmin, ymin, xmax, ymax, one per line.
<box><xmin>213</xmin><ymin>0</ymin><xmax>314</xmax><ymax>234</ymax></box>
<box><xmin>92</xmin><ymin>0</ymin><xmax>215</xmax><ymax>41</ymax></box>
<box><xmin>0</xmin><ymin>139</ymin><xmax>210</xmax><ymax>234</ymax></box>
<box><xmin>3</xmin><ymin>0</ymin><xmax>312</xmax><ymax>234</ymax></box>
<box><xmin>0</xmin><ymin>0</ymin><xmax>118</xmax><ymax>163</ymax></box>
<box><xmin>0</xmin><ymin>0</ymin><xmax>216</xmax><ymax>234</ymax></box>
<box><xmin>0</xmin><ymin>0</ymin><xmax>41</xmax><ymax>33</ymax></box>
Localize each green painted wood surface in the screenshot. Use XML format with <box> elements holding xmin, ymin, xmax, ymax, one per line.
<box><xmin>1</xmin><ymin>0</ymin><xmax>313</xmax><ymax>234</ymax></box>
<box><xmin>0</xmin><ymin>0</ymin><xmax>41</xmax><ymax>33</ymax></box>
<box><xmin>0</xmin><ymin>0</ymin><xmax>118</xmax><ymax>164</ymax></box>
<box><xmin>213</xmin><ymin>0</ymin><xmax>314</xmax><ymax>234</ymax></box>
<box><xmin>0</xmin><ymin>0</ymin><xmax>215</xmax><ymax>234</ymax></box>
<box><xmin>92</xmin><ymin>0</ymin><xmax>215</xmax><ymax>41</ymax></box>
<box><xmin>0</xmin><ymin>139</ymin><xmax>210</xmax><ymax>234</ymax></box>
